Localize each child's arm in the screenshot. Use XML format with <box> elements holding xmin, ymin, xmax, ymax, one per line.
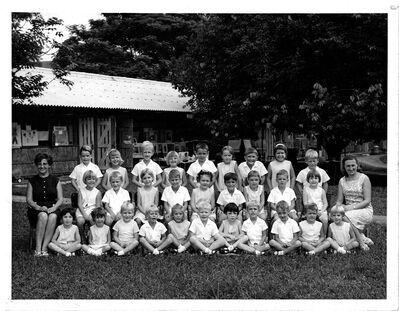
<box><xmin>188</xmin><ymin>175</ymin><xmax>197</xmax><ymax>189</ymax></box>
<box><xmin>153</xmin><ymin>190</ymin><xmax>159</xmax><ymax>208</ymax></box>
<box><xmin>51</xmin><ymin>227</ymin><xmax>60</xmax><ymax>244</ymax></box>
<box><xmin>243</xmin><ymin>187</ymin><xmax>249</xmax><ymax>202</ymax></box>
<box><xmin>136</xmin><ymin>191</ymin><xmax>145</xmax><ymax>214</ymax></box>
<box><xmin>181</xmin><ymin>170</ymin><xmax>188</xmax><ymax>187</ymax></box>
<box><xmin>106</xmin><ymin>228</ymin><xmax>111</xmax><ymax>244</ymax></box>
<box><xmin>154</xmin><ymin>173</ymin><xmax>162</xmax><ymax>188</ymax></box>
<box><xmin>112</xmin><ymin>230</ymin><xmax>122</xmax><ymax>246</ymax></box>
<box><xmin>75</xmin><ymin>227</ymin><xmax>82</xmax><ymax>244</ymax></box>
<box><xmin>210</xmin><ymin>191</ymin><xmax>215</xmax><ymax>212</ymax></box>
<box><xmin>273</xmin><ymin>233</ymin><xmax>285</xmax><ymax>246</ymax></box>
<box><xmin>327</xmin><ymin>225</ymin><xmax>333</xmax><ymax>239</ymax></box>
<box><xmin>322</xmin><ymin>182</ymin><xmax>328</xmax><ymax>194</ymax></box>
<box><xmin>259</xmin><ymin>229</ymin><xmax>268</xmax><ymax>244</ymax></box>
<box><xmin>289</xmin><ymin>165</ymin><xmax>296</xmax><ymax>189</ymax></box>
<box><xmin>290</xmin><ymin>232</ymin><xmax>299</xmax><ymax>245</ymax></box>
<box><xmin>77</xmin><ymin>191</ymin><xmax>90</xmax><ymax>221</ymax></box>
<box><xmin>266</xmin><ymin>164</ymin><xmax>273</xmax><ymax>190</ymax></box>
<box><xmin>261</xmin><ymin>174</ymin><xmax>266</xmax><ymax>187</ymax></box>
<box><xmin>321</xmin><ymin>189</ymin><xmax>328</xmax><ymax>211</ymax></box>
<box><xmin>104</xmin><ymin>202</ymin><xmax>116</xmax><ymax>220</ymax></box>
<box><xmin>94</xmin><ymin>177</ymin><xmax>102</xmax><ymax>189</ymax></box>
<box><xmin>214</xmin><ymin>170</ymin><xmax>221</xmax><ymax>192</ymax></box>
<box><xmin>87</xmin><ymin>229</ymin><xmax>93</xmax><ymax>245</ymax></box>
<box><xmin>302</xmin><ymin>188</ymin><xmax>309</xmax><ymax>206</ymax></box>
<box><xmin>211</xmin><ymin>172</ymin><xmax>217</xmax><ymax>187</ymax></box>
<box><xmin>296</xmin><ymin>181</ymin><xmax>303</xmax><ymax>195</ymax></box>
<box><xmin>161</xmin><ymin>171</ymin><xmax>168</xmax><ymax>189</ymax></box>
<box><xmin>132</xmin><ymin>175</ymin><xmax>143</xmax><ymax>188</ymax></box>
<box><xmin>189</xmin><ymin>191</ymin><xmax>198</xmax><ymax>214</ymax></box>
<box><xmin>71</xmin><ymin>178</ymin><xmax>80</xmax><ymax>192</ymax></box>
<box><xmin>101</xmin><ymin>172</ymin><xmax>109</xmax><ymax>190</ymax></box>
<box><xmin>318</xmin><ymin>225</ymin><xmax>326</xmax><ymax>243</ymax></box>
<box><xmin>290</xmin><ymin>199</ymin><xmax>296</xmax><ymax>212</ymax></box>
<box><xmin>259</xmin><ymin>190</ymin><xmax>265</xmax><ymax>211</ymax></box>
<box><xmin>95</xmin><ymin>191</ymin><xmax>102</xmax><ymax>208</ymax></box>
<box><xmin>346</xmin><ymin>226</ymin><xmax>358</xmax><ymax>246</ymax></box>
<box><xmin>182</xmin><ymin>201</ymin><xmax>188</xmax><ymax>212</ymax></box>
<box><xmin>163</xmin><ymin>201</ymin><xmax>171</xmax><ymax>216</ymax></box>
<box><xmin>234</xmin><ymin>163</ymin><xmax>243</xmax><ymax>191</ymax></box>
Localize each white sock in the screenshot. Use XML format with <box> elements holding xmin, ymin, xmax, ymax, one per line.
<box><xmin>153</xmin><ymin>248</ymin><xmax>160</xmax><ymax>255</ymax></box>
<box><xmin>117</xmin><ymin>250</ymin><xmax>124</xmax><ymax>256</ymax></box>
<box><xmin>65</xmin><ymin>252</ymin><xmax>72</xmax><ymax>257</ymax></box>
<box><xmin>204</xmin><ymin>248</ymin><xmax>212</xmax><ymax>254</ymax></box>
<box><xmin>95</xmin><ymin>249</ymin><xmax>103</xmax><ymax>256</ymax></box>
<box><xmin>177</xmin><ymin>245</ymin><xmax>186</xmax><ymax>253</ymax></box>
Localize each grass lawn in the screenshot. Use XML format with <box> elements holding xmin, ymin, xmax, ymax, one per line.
<box><xmin>11</xmin><ymin>187</ymin><xmax>387</xmax><ymax>299</ymax></box>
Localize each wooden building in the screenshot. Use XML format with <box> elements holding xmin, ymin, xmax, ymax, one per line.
<box><xmin>12</xmin><ymin>68</ymin><xmax>198</xmax><ymax>178</ymax></box>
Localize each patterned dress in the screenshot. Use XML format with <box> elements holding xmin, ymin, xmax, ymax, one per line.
<box><xmin>339</xmin><ymin>173</ymin><xmax>373</xmax><ymax>230</ymax></box>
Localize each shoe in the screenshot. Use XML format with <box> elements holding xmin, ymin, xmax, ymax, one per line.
<box><xmin>41</xmin><ymin>251</ymin><xmax>49</xmax><ymax>257</ymax></box>
<box><xmin>34</xmin><ymin>250</ymin><xmax>42</xmax><ymax>257</ymax></box>
<box><xmin>219</xmin><ymin>247</ymin><xmax>229</xmax><ymax>254</ymax></box>
<box><xmin>71</xmin><ymin>252</ymin><xmax>76</xmax><ymax>256</ymax></box>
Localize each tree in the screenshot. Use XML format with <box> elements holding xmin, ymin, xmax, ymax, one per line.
<box><xmin>171</xmin><ymin>14</ymin><xmax>387</xmax><ymax>157</ymax></box>
<box><xmin>53</xmin><ymin>14</ymin><xmax>203</xmax><ymax>81</ymax></box>
<box><xmin>12</xmin><ymin>13</ymin><xmax>72</xmax><ymax>103</ymax></box>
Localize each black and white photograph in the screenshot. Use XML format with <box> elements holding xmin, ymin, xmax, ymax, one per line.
<box><xmin>5</xmin><ymin>1</ymin><xmax>399</xmax><ymax>310</ymax></box>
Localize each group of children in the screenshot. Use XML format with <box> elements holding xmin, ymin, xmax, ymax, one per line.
<box><xmin>47</xmin><ymin>141</ymin><xmax>362</xmax><ymax>257</ymax></box>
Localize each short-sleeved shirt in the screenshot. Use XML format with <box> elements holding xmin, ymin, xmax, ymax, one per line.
<box><xmin>299</xmin><ymin>220</ymin><xmax>322</xmax><ymax>242</ymax></box>
<box><xmin>69</xmin><ymin>162</ymin><xmax>103</xmax><ymax>191</ymax></box>
<box><xmin>238</xmin><ymin>161</ymin><xmax>268</xmax><ymax>182</ymax></box>
<box><xmin>102</xmin><ymin>188</ymin><xmax>130</xmax><ymax>214</ymax></box>
<box><xmin>187</xmin><ymin>160</ymin><xmax>217</xmax><ymax>187</ymax></box>
<box><xmin>268</xmin><ymin>160</ymin><xmax>293</xmax><ymax>188</ymax></box>
<box><xmin>131</xmin><ymin>160</ymin><xmax>163</xmax><ymax>185</ymax></box>
<box><xmin>296</xmin><ymin>166</ymin><xmax>330</xmax><ymax>188</ymax></box>
<box><xmin>113</xmin><ymin>219</ymin><xmax>139</xmax><ymax>244</ymax></box>
<box><xmin>267</xmin><ymin>187</ymin><xmax>296</xmax><ymax>205</ymax></box>
<box><xmin>189</xmin><ymin>218</ymin><xmax>218</xmax><ymax>240</ymax></box>
<box><xmin>242</xmin><ymin>217</ymin><xmax>268</xmax><ymax>245</ymax></box>
<box><xmin>271</xmin><ymin>218</ymin><xmax>300</xmax><ymax>244</ymax></box>
<box><xmin>217</xmin><ymin>189</ymin><xmax>246</xmax><ymax>208</ymax></box>
<box><xmin>163</xmin><ymin>167</ymin><xmax>185</xmax><ymax>187</ymax></box>
<box><xmin>29</xmin><ymin>174</ymin><xmax>59</xmax><ymax>207</ymax></box>
<box><xmin>168</xmin><ymin>220</ymin><xmax>190</xmax><ymax>240</ymax></box>
<box><xmin>161</xmin><ymin>186</ymin><xmax>190</xmax><ymax>208</ymax></box>
<box><xmin>139</xmin><ymin>221</ymin><xmax>167</xmax><ymax>242</ymax></box>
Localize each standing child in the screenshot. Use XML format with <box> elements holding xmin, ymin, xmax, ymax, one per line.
<box><xmin>243</xmin><ymin>170</ymin><xmax>266</xmax><ymax>221</ymax></box>
<box><xmin>131</xmin><ymin>141</ymin><xmax>163</xmax><ymax>188</ymax></box>
<box><xmin>69</xmin><ymin>145</ymin><xmax>103</xmax><ymax>193</ymax></box>
<box><xmin>102</xmin><ymin>171</ymin><xmax>131</xmax><ymax>226</ymax></box>
<box><xmin>269</xmin><ymin>201</ymin><xmax>302</xmax><ymax>255</ymax></box>
<box><xmin>267</xmin><ymin>169</ymin><xmax>297</xmax><ymax>221</ymax></box>
<box><xmin>327</xmin><ymin>205</ymin><xmax>359</xmax><ymax>254</ymax></box>
<box><xmin>189</xmin><ymin>202</ymin><xmax>226</xmax><ymax>255</ymax></box>
<box><xmin>296</xmin><ymin>149</ymin><xmax>330</xmax><ymax>194</ymax></box>
<box><xmin>102</xmin><ymin>149</ymin><xmax>129</xmax><ymax>190</ymax></box>
<box><xmin>218</xmin><ymin>203</ymin><xmax>244</xmax><ymax>254</ymax></box>
<box><xmin>190</xmin><ymin>170</ymin><xmax>216</xmax><ymax>221</ymax></box>
<box><xmin>187</xmin><ymin>142</ymin><xmax>217</xmax><ymax>189</ymax></box>
<box><xmin>298</xmin><ymin>204</ymin><xmax>330</xmax><ymax>255</ymax></box>
<box><xmin>48</xmin><ymin>207</ymin><xmax>81</xmax><ymax>256</ymax></box>
<box><xmin>302</xmin><ymin>170</ymin><xmax>328</xmax><ymax>234</ymax></box>
<box><xmin>135</xmin><ymin>168</ymin><xmax>159</xmax><ymax>226</ymax></box>
<box><xmin>139</xmin><ymin>205</ymin><xmax>170</xmax><ymax>255</ymax></box>
<box><xmin>76</xmin><ymin>170</ymin><xmax>102</xmax><ymax>240</ymax></box>
<box><xmin>266</xmin><ymin>143</ymin><xmax>296</xmax><ymax>190</ymax></box>
<box><xmin>238</xmin><ymin>147</ymin><xmax>268</xmax><ymax>186</ymax></box>
<box><xmin>162</xmin><ymin>151</ymin><xmax>187</xmax><ymax>188</ymax></box>
<box><xmin>215</xmin><ymin>146</ymin><xmax>242</xmax><ymax>192</ymax></box>
<box><xmin>239</xmin><ymin>202</ymin><xmax>270</xmax><ymax>255</ymax></box>
<box><xmin>110</xmin><ymin>202</ymin><xmax>140</xmax><ymax>256</ymax></box>
<box><xmin>161</xmin><ymin>169</ymin><xmax>190</xmax><ymax>222</ymax></box>
<box><xmin>216</xmin><ymin>172</ymin><xmax>246</xmax><ymax>224</ymax></box>
<box><xmin>82</xmin><ymin>207</ymin><xmax>111</xmax><ymax>256</ymax></box>
<box><xmin>166</xmin><ymin>204</ymin><xmax>191</xmax><ymax>253</ymax></box>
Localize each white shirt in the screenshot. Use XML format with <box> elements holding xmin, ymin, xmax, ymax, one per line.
<box><xmin>102</xmin><ymin>188</ymin><xmax>130</xmax><ymax>214</ymax></box>
<box><xmin>131</xmin><ymin>160</ymin><xmax>162</xmax><ymax>185</ymax></box>
<box><xmin>299</xmin><ymin>220</ymin><xmax>322</xmax><ymax>241</ymax></box>
<box><xmin>187</xmin><ymin>159</ymin><xmax>217</xmax><ymax>187</ymax></box>
<box><xmin>267</xmin><ymin>187</ymin><xmax>296</xmax><ymax>205</ymax></box>
<box><xmin>238</xmin><ymin>161</ymin><xmax>267</xmax><ymax>181</ymax></box>
<box><xmin>69</xmin><ymin>162</ymin><xmax>103</xmax><ymax>191</ymax></box>
<box><xmin>189</xmin><ymin>218</ymin><xmax>218</xmax><ymax>240</ymax></box>
<box><xmin>139</xmin><ymin>221</ymin><xmax>167</xmax><ymax>242</ymax></box>
<box><xmin>271</xmin><ymin>218</ymin><xmax>300</xmax><ymax>244</ymax></box>
<box><xmin>161</xmin><ymin>186</ymin><xmax>190</xmax><ymax>209</ymax></box>
<box><xmin>242</xmin><ymin>217</ymin><xmax>268</xmax><ymax>245</ymax></box>
<box><xmin>216</xmin><ymin>188</ymin><xmax>246</xmax><ymax>207</ymax></box>
<box><xmin>113</xmin><ymin>219</ymin><xmax>139</xmax><ymax>244</ymax></box>
<box><xmin>296</xmin><ymin>166</ymin><xmax>330</xmax><ymax>188</ymax></box>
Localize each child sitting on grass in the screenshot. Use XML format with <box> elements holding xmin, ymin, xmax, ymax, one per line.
<box><xmin>135</xmin><ymin>168</ymin><xmax>159</xmax><ymax>226</ymax></box>
<box><xmin>327</xmin><ymin>205</ymin><xmax>359</xmax><ymax>254</ymax></box>
<box><xmin>218</xmin><ymin>203</ymin><xmax>244</xmax><ymax>254</ymax></box>
<box><xmin>216</xmin><ymin>172</ymin><xmax>246</xmax><ymax>224</ymax></box>
<box><xmin>298</xmin><ymin>204</ymin><xmax>330</xmax><ymax>255</ymax></box>
<box><xmin>48</xmin><ymin>207</ymin><xmax>81</xmax><ymax>257</ymax></box>
<box><xmin>82</xmin><ymin>207</ymin><xmax>111</xmax><ymax>256</ymax></box>
<box><xmin>139</xmin><ymin>205</ymin><xmax>169</xmax><ymax>255</ymax></box>
<box><xmin>189</xmin><ymin>201</ymin><xmax>226</xmax><ymax>255</ymax></box>
<box><xmin>161</xmin><ymin>168</ymin><xmax>190</xmax><ymax>222</ymax></box>
<box><xmin>102</xmin><ymin>171</ymin><xmax>131</xmax><ymax>226</ymax></box>
<box><xmin>110</xmin><ymin>202</ymin><xmax>140</xmax><ymax>256</ymax></box>
<box><xmin>166</xmin><ymin>204</ymin><xmax>191</xmax><ymax>253</ymax></box>
<box><xmin>190</xmin><ymin>170</ymin><xmax>216</xmax><ymax>221</ymax></box>
<box><xmin>239</xmin><ymin>202</ymin><xmax>270</xmax><ymax>256</ymax></box>
<box><xmin>269</xmin><ymin>201</ymin><xmax>302</xmax><ymax>255</ymax></box>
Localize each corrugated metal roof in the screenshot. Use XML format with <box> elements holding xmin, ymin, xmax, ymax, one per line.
<box><xmin>13</xmin><ymin>68</ymin><xmax>191</xmax><ymax>112</ymax></box>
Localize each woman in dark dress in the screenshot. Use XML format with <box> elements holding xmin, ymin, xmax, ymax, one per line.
<box><xmin>26</xmin><ymin>153</ymin><xmax>63</xmax><ymax>256</ymax></box>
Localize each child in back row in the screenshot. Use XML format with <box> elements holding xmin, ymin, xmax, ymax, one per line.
<box><xmin>187</xmin><ymin>143</ymin><xmax>217</xmax><ymax>189</ymax></box>
<box><xmin>162</xmin><ymin>151</ymin><xmax>187</xmax><ymax>188</ymax></box>
<box><xmin>190</xmin><ymin>170</ymin><xmax>216</xmax><ymax>221</ymax></box>
<box><xmin>267</xmin><ymin>169</ymin><xmax>297</xmax><ymax>221</ymax></box>
<box><xmin>266</xmin><ymin>143</ymin><xmax>296</xmax><ymax>190</ymax></box>
<box><xmin>238</xmin><ymin>147</ymin><xmax>267</xmax><ymax>186</ymax></box>
<box><xmin>215</xmin><ymin>146</ymin><xmax>241</xmax><ymax>192</ymax></box>
<box><xmin>132</xmin><ymin>141</ymin><xmax>163</xmax><ymax>188</ymax></box>
<box><xmin>216</xmin><ymin>172</ymin><xmax>246</xmax><ymax>224</ymax></box>
<box><xmin>161</xmin><ymin>168</ymin><xmax>190</xmax><ymax>222</ymax></box>
<box><xmin>102</xmin><ymin>149</ymin><xmax>129</xmax><ymax>190</ymax></box>
<box><xmin>135</xmin><ymin>168</ymin><xmax>159</xmax><ymax>226</ymax></box>
<box><xmin>102</xmin><ymin>171</ymin><xmax>131</xmax><ymax>226</ymax></box>
<box><xmin>243</xmin><ymin>170</ymin><xmax>266</xmax><ymax>221</ymax></box>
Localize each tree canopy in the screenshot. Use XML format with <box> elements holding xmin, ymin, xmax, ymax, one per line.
<box><xmin>12</xmin><ymin>12</ymin><xmax>72</xmax><ymax>103</ymax></box>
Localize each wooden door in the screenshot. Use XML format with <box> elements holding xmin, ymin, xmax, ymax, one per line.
<box><xmin>78</xmin><ymin>117</ymin><xmax>95</xmax><ymax>161</ymax></box>
<box><xmin>96</xmin><ymin>117</ymin><xmax>115</xmax><ymax>170</ymax></box>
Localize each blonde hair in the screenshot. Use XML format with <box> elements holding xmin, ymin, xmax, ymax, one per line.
<box><xmin>171</xmin><ymin>204</ymin><xmax>184</xmax><ymax>216</ymax></box>
<box><xmin>197</xmin><ymin>201</ymin><xmax>211</xmax><ymax>211</ymax></box>
<box><xmin>146</xmin><ymin>204</ymin><xmax>159</xmax><ymax>216</ymax></box>
<box><xmin>276</xmin><ymin>169</ymin><xmax>289</xmax><ymax>179</ymax></box>
<box><xmin>330</xmin><ymin>205</ymin><xmax>345</xmax><ymax>216</ymax></box>
<box><xmin>142</xmin><ymin>141</ymin><xmax>154</xmax><ymax>152</ymax></box>
<box><xmin>83</xmin><ymin>170</ymin><xmax>97</xmax><ymax>184</ymax></box>
<box><xmin>165</xmin><ymin>151</ymin><xmax>180</xmax><ymax>165</ymax></box>
<box><xmin>246</xmin><ymin>201</ymin><xmax>260</xmax><ymax>210</ymax></box>
<box><xmin>109</xmin><ymin>171</ymin><xmax>123</xmax><ymax>182</ymax></box>
<box><xmin>222</xmin><ymin>146</ymin><xmax>234</xmax><ymax>155</ymax></box>
<box><xmin>121</xmin><ymin>202</ymin><xmax>134</xmax><ymax>213</ymax></box>
<box><xmin>305</xmin><ymin>149</ymin><xmax>319</xmax><ymax>160</ymax></box>
<box><xmin>140</xmin><ymin>168</ymin><xmax>154</xmax><ymax>180</ymax></box>
<box><xmin>108</xmin><ymin>149</ymin><xmax>124</xmax><ymax>166</ymax></box>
